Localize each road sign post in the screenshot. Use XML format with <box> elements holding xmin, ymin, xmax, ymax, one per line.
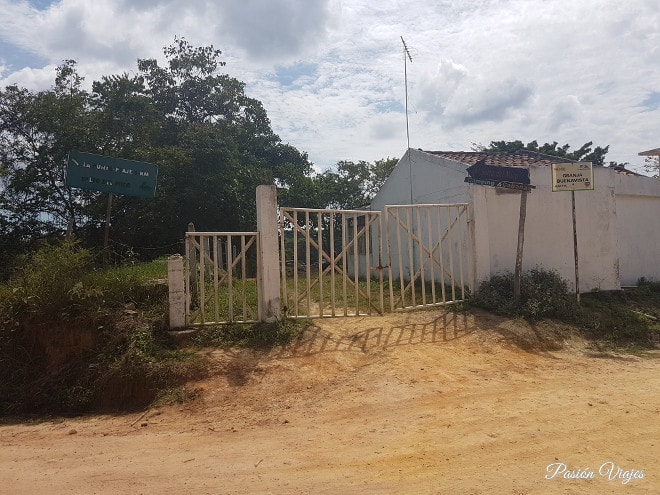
<box><xmin>66</xmin><ymin>151</ymin><xmax>159</xmax><ymax>262</ymax></box>
<box><xmin>551</xmin><ymin>162</ymin><xmax>594</xmax><ymax>303</ymax></box>
<box><xmin>66</xmin><ymin>151</ymin><xmax>158</xmax><ymax>198</ymax></box>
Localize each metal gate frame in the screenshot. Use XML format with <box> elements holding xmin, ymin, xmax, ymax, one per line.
<box><xmin>279</xmin><ymin>207</ymin><xmax>384</xmax><ymax>318</ymax></box>
<box><xmin>185</xmin><ymin>231</ymin><xmax>261</xmax><ymax>326</ymax></box>
<box><xmin>385</xmin><ymin>203</ymin><xmax>470</xmax><ymax>310</ymax></box>
<box><xmin>179</xmin><ymin>202</ymin><xmax>472</xmax><ymax>326</ymax></box>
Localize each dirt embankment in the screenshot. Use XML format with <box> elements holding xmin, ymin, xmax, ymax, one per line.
<box><xmin>1</xmin><ymin>309</ymin><xmax>658</xmax><ymax>494</ymax></box>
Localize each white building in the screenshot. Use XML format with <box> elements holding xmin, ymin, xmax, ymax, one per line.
<box><xmin>369</xmin><ymin>148</ymin><xmax>660</xmax><ymax>292</ymax></box>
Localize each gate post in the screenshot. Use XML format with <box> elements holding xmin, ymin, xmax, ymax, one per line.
<box><xmin>256</xmin><ymin>185</ymin><xmax>281</xmax><ymax>322</ymax></box>
<box><xmin>168</xmin><ymin>255</ymin><xmax>186</xmax><ymax>329</ymax></box>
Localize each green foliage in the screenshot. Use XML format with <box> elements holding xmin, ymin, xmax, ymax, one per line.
<box><xmin>0</xmin><ymin>38</ymin><xmax>314</xmax><ymax>271</ymax></box>
<box><xmin>278</xmin><ymin>157</ymin><xmax>398</xmax><ymax>210</ymax></box>
<box><xmin>154</xmin><ymin>386</ymin><xmax>200</xmax><ymax>406</ymax></box>
<box><xmin>636</xmin><ymin>277</ymin><xmax>660</xmax><ymax>294</ymax></box>
<box><xmin>93</xmin><ymin>328</ymin><xmax>206</xmax><ymax>411</ymax></box>
<box><xmin>0</xmin><ymin>239</ymin><xmax>309</xmax><ymax>416</ymax></box>
<box><xmin>1</xmin><ymin>241</ymin><xmax>169</xmax><ymax>328</ymax></box>
<box><xmin>569</xmin><ymin>290</ymin><xmax>658</xmax><ymax>347</ymax></box>
<box><xmin>0</xmin><ymin>242</ymin><xmax>196</xmax><ymax>415</ymax></box>
<box><xmin>4</xmin><ymin>240</ymin><xmax>94</xmax><ymax>324</ymax></box>
<box><xmin>473</xmin><ymin>268</ymin><xmax>575</xmax><ymax>320</ymax></box>
<box><xmin>474</xmin><ymin>269</ymin><xmax>659</xmax><ymax>347</ymax></box>
<box><xmin>473</xmin><ymin>139</ymin><xmax>611</xmax><ymax>166</ymax></box>
<box><xmin>194</xmin><ymin>320</ymin><xmax>308</xmax><ymax>349</ymax></box>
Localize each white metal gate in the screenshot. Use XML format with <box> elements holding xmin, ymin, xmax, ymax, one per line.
<box><xmin>279</xmin><ymin>203</ymin><xmax>472</xmax><ymax>318</ymax></box>
<box><xmin>385</xmin><ymin>203</ymin><xmax>470</xmax><ymax>310</ymax></box>
<box><xmin>279</xmin><ymin>207</ymin><xmax>384</xmax><ymax>318</ymax></box>
<box><xmin>185</xmin><ymin>231</ymin><xmax>260</xmax><ymax>325</ymax></box>
<box><xmin>180</xmin><ymin>203</ymin><xmax>471</xmax><ymax>326</ymax></box>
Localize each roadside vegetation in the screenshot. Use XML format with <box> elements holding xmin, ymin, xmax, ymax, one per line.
<box><xmin>1</xmin><ymin>243</ymin><xmax>656</xmax><ymax>418</ymax></box>
<box><xmin>0</xmin><ymin>240</ymin><xmax>306</xmax><ymax>417</ymax></box>
<box><xmin>472</xmin><ymin>268</ymin><xmax>660</xmax><ymax>348</ymax></box>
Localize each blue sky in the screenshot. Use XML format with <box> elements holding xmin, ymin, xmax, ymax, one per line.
<box><xmin>1</xmin><ymin>0</ymin><xmax>659</xmax><ymax>173</ymax></box>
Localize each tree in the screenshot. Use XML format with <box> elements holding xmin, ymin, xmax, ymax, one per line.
<box><xmin>0</xmin><ymin>39</ymin><xmax>314</xmax><ymax>269</ymax></box>
<box><xmin>284</xmin><ymin>158</ymin><xmax>398</xmax><ymax>210</ymax></box>
<box><xmin>474</xmin><ymin>140</ymin><xmax>611</xmax><ymax>166</ymax></box>
<box><xmin>0</xmin><ymin>61</ymin><xmax>101</xmax><ymax>255</ymax></box>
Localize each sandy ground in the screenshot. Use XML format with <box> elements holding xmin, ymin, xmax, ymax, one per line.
<box><xmin>1</xmin><ymin>309</ymin><xmax>658</xmax><ymax>494</ymax></box>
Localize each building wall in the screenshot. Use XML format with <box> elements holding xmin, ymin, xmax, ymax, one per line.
<box><xmin>473</xmin><ymin>166</ymin><xmax>620</xmax><ymax>292</ymax></box>
<box><xmin>612</xmin><ymin>173</ymin><xmax>660</xmax><ymax>285</ymax></box>
<box><xmin>370</xmin><ymin>149</ymin><xmax>470</xmax><ymax>209</ymax></box>
<box><xmin>371</xmin><ymin>150</ymin><xmax>660</xmax><ymax>292</ymax></box>
<box><xmin>369</xmin><ymin>149</ymin><xmax>471</xmax><ymax>286</ymax></box>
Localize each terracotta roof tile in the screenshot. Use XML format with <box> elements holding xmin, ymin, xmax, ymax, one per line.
<box><xmin>424</xmin><ymin>150</ymin><xmax>570</xmax><ymax>167</ymax></box>
<box><xmin>423</xmin><ymin>150</ymin><xmax>644</xmax><ymax>176</ymax></box>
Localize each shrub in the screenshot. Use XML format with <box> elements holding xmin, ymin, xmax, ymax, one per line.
<box><xmin>0</xmin><ymin>241</ymin><xmax>190</xmax><ymax>415</ymax></box>
<box><xmin>8</xmin><ymin>239</ymin><xmax>95</xmax><ymax>323</ymax></box>
<box><xmin>474</xmin><ymin>267</ymin><xmax>575</xmax><ymax>320</ymax></box>
<box><xmin>636</xmin><ymin>277</ymin><xmax>660</xmax><ymax>294</ymax></box>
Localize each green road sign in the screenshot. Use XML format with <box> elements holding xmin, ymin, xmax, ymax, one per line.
<box><xmin>66</xmin><ymin>151</ymin><xmax>158</xmax><ymax>198</ymax></box>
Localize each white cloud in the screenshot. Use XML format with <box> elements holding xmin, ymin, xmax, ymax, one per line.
<box><xmin>547</xmin><ymin>95</ymin><xmax>583</xmax><ymax>132</ymax></box>
<box><xmin>215</xmin><ymin>0</ymin><xmax>331</xmax><ymax>62</ymax></box>
<box><xmin>416</xmin><ymin>59</ymin><xmax>467</xmax><ymax>117</ymax></box>
<box><xmin>0</xmin><ymin>63</ymin><xmax>56</xmax><ymax>88</ymax></box>
<box><xmin>0</xmin><ymin>0</ymin><xmax>659</xmax><ymax>172</ymax></box>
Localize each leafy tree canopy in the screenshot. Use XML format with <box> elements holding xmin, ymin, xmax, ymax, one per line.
<box><xmin>473</xmin><ymin>139</ymin><xmax>611</xmax><ymax>166</ymax></box>
<box><xmin>277</xmin><ymin>157</ymin><xmax>397</xmax><ymax>210</ymax></box>
<box><xmin>0</xmin><ymin>38</ymin><xmax>312</xmax><ymax>272</ymax></box>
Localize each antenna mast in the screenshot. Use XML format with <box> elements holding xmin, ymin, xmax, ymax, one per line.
<box><xmin>401</xmin><ymin>36</ymin><xmax>414</xmax><ymax>204</ymax></box>
<box><xmin>401</xmin><ymin>36</ymin><xmax>413</xmax><ymax>151</ymax></box>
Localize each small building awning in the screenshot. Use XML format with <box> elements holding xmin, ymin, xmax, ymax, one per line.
<box><xmin>638</xmin><ymin>148</ymin><xmax>660</xmax><ymax>156</ymax></box>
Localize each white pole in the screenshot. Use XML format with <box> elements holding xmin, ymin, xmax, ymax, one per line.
<box><xmin>167</xmin><ymin>255</ymin><xmax>186</xmax><ymax>329</ymax></box>
<box><xmin>256</xmin><ymin>185</ymin><xmax>281</xmax><ymax>322</ymax></box>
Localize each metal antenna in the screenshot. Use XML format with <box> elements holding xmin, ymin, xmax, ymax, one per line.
<box><xmin>401</xmin><ymin>36</ymin><xmax>413</xmax><ymax>152</ymax></box>
<box><xmin>401</xmin><ymin>36</ymin><xmax>414</xmax><ymax>204</ymax></box>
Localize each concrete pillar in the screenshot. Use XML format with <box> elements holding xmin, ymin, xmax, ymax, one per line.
<box><xmin>187</xmin><ymin>222</ymin><xmax>198</xmax><ymax>297</ymax></box>
<box><xmin>469</xmin><ymin>185</ymin><xmax>492</xmax><ymax>293</ymax></box>
<box><xmin>256</xmin><ymin>185</ymin><xmax>281</xmax><ymax>322</ymax></box>
<box><xmin>168</xmin><ymin>255</ymin><xmax>186</xmax><ymax>329</ymax></box>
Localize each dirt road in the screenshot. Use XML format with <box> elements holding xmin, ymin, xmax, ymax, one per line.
<box><xmin>1</xmin><ymin>309</ymin><xmax>658</xmax><ymax>494</ymax></box>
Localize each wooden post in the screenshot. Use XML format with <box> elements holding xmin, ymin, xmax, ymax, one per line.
<box><xmin>187</xmin><ymin>222</ymin><xmax>198</xmax><ymax>307</ymax></box>
<box><xmin>103</xmin><ymin>193</ymin><xmax>113</xmax><ymax>264</ymax></box>
<box><xmin>513</xmin><ymin>190</ymin><xmax>528</xmax><ymax>304</ymax></box>
<box><xmin>572</xmin><ymin>191</ymin><xmax>580</xmax><ymax>303</ymax></box>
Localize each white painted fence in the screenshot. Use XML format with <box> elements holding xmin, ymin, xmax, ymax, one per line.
<box><xmin>168</xmin><ymin>189</ymin><xmax>473</xmax><ymax>328</ymax></box>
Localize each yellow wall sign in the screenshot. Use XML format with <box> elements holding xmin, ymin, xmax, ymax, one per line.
<box><xmin>551</xmin><ymin>162</ymin><xmax>594</xmax><ymax>192</ymax></box>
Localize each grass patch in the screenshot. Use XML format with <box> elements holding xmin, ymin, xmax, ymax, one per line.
<box><xmin>153</xmin><ymin>385</ymin><xmax>201</xmax><ymax>407</ymax></box>
<box><xmin>190</xmin><ymin>278</ymin><xmax>259</xmax><ymax>323</ymax></box>
<box><xmin>0</xmin><ymin>241</ymin><xmax>201</xmax><ymax>416</ymax></box>
<box><xmin>567</xmin><ymin>286</ymin><xmax>660</xmax><ymax>348</ymax></box>
<box><xmin>193</xmin><ymin>319</ymin><xmax>309</xmax><ymax>349</ymax></box>
<box><xmin>280</xmin><ymin>274</ymin><xmax>468</xmax><ymax>317</ymax></box>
